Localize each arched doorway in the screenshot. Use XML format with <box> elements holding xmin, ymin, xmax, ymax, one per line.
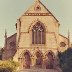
<box><xmin>35</xmin><ymin>51</ymin><xmax>43</xmax><ymax>68</ymax></box>
<box><xmin>23</xmin><ymin>52</ymin><xmax>31</xmax><ymax>69</ymax></box>
<box><xmin>32</xmin><ymin>21</ymin><xmax>46</xmax><ymax>44</ymax></box>
<box><xmin>45</xmin><ymin>51</ymin><xmax>54</xmax><ymax>69</ymax></box>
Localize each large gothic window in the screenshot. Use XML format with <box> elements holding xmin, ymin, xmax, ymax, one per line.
<box><xmin>32</xmin><ymin>22</ymin><xmax>45</xmax><ymax>44</ymax></box>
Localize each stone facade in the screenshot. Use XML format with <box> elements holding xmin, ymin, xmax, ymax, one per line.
<box><xmin>3</xmin><ymin>0</ymin><xmax>69</xmax><ymax>71</ymax></box>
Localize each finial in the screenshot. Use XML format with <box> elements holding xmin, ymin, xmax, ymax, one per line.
<box><xmin>5</xmin><ymin>29</ymin><xmax>7</xmax><ymax>38</ymax></box>
<box><xmin>4</xmin><ymin>29</ymin><xmax>7</xmax><ymax>48</ymax></box>
<box><xmin>35</xmin><ymin>0</ymin><xmax>40</xmax><ymax>2</ymax></box>
<box><xmin>36</xmin><ymin>0</ymin><xmax>39</xmax><ymax>1</ymax></box>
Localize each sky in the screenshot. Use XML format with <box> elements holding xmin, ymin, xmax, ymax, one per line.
<box><xmin>0</xmin><ymin>0</ymin><xmax>72</xmax><ymax>47</ymax></box>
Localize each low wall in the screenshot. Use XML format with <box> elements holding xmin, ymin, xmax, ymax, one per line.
<box><xmin>17</xmin><ymin>69</ymin><xmax>58</xmax><ymax>72</ymax></box>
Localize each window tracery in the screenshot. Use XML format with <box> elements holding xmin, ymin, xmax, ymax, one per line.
<box><xmin>32</xmin><ymin>22</ymin><xmax>45</xmax><ymax>44</ymax></box>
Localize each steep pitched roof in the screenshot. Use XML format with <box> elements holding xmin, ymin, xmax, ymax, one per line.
<box><xmin>23</xmin><ymin>0</ymin><xmax>58</xmax><ymax>22</ymax></box>
<box><xmin>25</xmin><ymin>0</ymin><xmax>50</xmax><ymax>14</ymax></box>
<box><xmin>7</xmin><ymin>33</ymin><xmax>17</xmax><ymax>40</ymax></box>
<box><xmin>59</xmin><ymin>34</ymin><xmax>68</xmax><ymax>40</ymax></box>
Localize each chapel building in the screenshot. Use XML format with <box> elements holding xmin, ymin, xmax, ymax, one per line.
<box><xmin>3</xmin><ymin>0</ymin><xmax>69</xmax><ymax>70</ymax></box>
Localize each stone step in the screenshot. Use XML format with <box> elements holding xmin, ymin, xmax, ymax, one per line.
<box><xmin>17</xmin><ymin>69</ymin><xmax>58</xmax><ymax>72</ymax></box>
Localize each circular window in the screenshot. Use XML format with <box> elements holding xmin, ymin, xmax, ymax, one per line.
<box><xmin>60</xmin><ymin>42</ymin><xmax>66</xmax><ymax>47</ymax></box>
<box><xmin>35</xmin><ymin>5</ymin><xmax>41</xmax><ymax>11</ymax></box>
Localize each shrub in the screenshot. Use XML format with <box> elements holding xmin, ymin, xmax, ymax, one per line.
<box><xmin>58</xmin><ymin>48</ymin><xmax>72</xmax><ymax>72</ymax></box>
<box><xmin>0</xmin><ymin>60</ymin><xmax>19</xmax><ymax>72</ymax></box>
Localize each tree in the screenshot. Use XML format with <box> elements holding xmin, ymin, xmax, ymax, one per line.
<box><xmin>58</xmin><ymin>48</ymin><xmax>72</xmax><ymax>72</ymax></box>
<box><xmin>0</xmin><ymin>60</ymin><xmax>19</xmax><ymax>72</ymax></box>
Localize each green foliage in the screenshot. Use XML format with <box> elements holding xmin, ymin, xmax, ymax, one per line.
<box><xmin>62</xmin><ymin>57</ymin><xmax>72</xmax><ymax>72</ymax></box>
<box><xmin>0</xmin><ymin>60</ymin><xmax>19</xmax><ymax>72</ymax></box>
<box><xmin>58</xmin><ymin>48</ymin><xmax>72</xmax><ymax>72</ymax></box>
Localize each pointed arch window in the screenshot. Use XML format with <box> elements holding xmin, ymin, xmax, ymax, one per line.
<box><xmin>32</xmin><ymin>22</ymin><xmax>45</xmax><ymax>44</ymax></box>
<box><xmin>23</xmin><ymin>52</ymin><xmax>31</xmax><ymax>69</ymax></box>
